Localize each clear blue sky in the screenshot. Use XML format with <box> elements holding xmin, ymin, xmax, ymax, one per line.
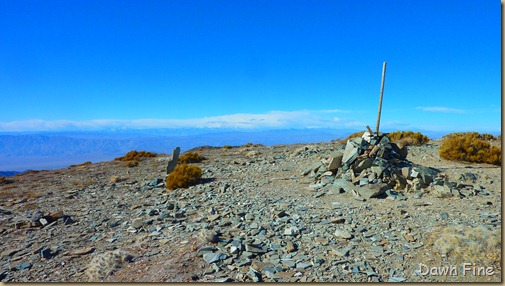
<box><xmin>0</xmin><ymin>1</ymin><xmax>501</xmax><ymax>133</ymax></box>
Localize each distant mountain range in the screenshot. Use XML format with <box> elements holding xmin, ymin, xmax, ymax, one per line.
<box><xmin>0</xmin><ymin>127</ymin><xmax>463</xmax><ymax>173</ymax></box>
<box><xmin>0</xmin><ymin>171</ymin><xmax>21</xmax><ymax>177</ymax></box>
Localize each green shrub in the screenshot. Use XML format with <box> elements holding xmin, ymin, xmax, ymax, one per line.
<box><xmin>165</xmin><ymin>164</ymin><xmax>202</xmax><ymax>190</ymax></box>
<box><xmin>178</xmin><ymin>152</ymin><xmax>206</xmax><ymax>164</ymax></box>
<box><xmin>439</xmin><ymin>132</ymin><xmax>501</xmax><ymax>165</ymax></box>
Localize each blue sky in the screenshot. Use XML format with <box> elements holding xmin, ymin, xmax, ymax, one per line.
<box><xmin>0</xmin><ymin>0</ymin><xmax>501</xmax><ymax>133</ymax></box>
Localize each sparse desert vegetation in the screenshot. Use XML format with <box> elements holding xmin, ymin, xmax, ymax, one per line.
<box><xmin>339</xmin><ymin>130</ymin><xmax>430</xmax><ymax>146</ymax></box>
<box><xmin>439</xmin><ymin>132</ymin><xmax>501</xmax><ymax>165</ymax></box>
<box><xmin>70</xmin><ymin>161</ymin><xmax>93</xmax><ymax>168</ymax></box>
<box><xmin>115</xmin><ymin>150</ymin><xmax>157</xmax><ymax>167</ymax></box>
<box><xmin>178</xmin><ymin>151</ymin><xmax>206</xmax><ymax>164</ymax></box>
<box><xmin>165</xmin><ymin>163</ymin><xmax>202</xmax><ymax>190</ymax></box>
<box><xmin>0</xmin><ymin>135</ymin><xmax>500</xmax><ymax>283</ymax></box>
<box><xmin>427</xmin><ymin>224</ymin><xmax>501</xmax><ymax>270</ymax></box>
<box><xmin>388</xmin><ymin>131</ymin><xmax>430</xmax><ymax>146</ymax></box>
<box><xmin>115</xmin><ymin>150</ymin><xmax>157</xmax><ymax>162</ymax></box>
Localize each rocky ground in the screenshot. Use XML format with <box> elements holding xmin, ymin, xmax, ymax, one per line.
<box><xmin>0</xmin><ymin>138</ymin><xmax>501</xmax><ymax>282</ymax></box>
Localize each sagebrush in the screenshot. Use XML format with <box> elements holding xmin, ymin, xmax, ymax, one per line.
<box><xmin>115</xmin><ymin>150</ymin><xmax>156</xmax><ymax>167</ymax></box>
<box><xmin>439</xmin><ymin>132</ymin><xmax>501</xmax><ymax>165</ymax></box>
<box><xmin>165</xmin><ymin>164</ymin><xmax>202</xmax><ymax>190</ymax></box>
<box><xmin>178</xmin><ymin>152</ymin><xmax>206</xmax><ymax>164</ymax></box>
<box><xmin>114</xmin><ymin>150</ymin><xmax>157</xmax><ymax>162</ymax></box>
<box><xmin>388</xmin><ymin>131</ymin><xmax>430</xmax><ymax>146</ymax></box>
<box><xmin>339</xmin><ymin>130</ymin><xmax>429</xmax><ymax>146</ymax></box>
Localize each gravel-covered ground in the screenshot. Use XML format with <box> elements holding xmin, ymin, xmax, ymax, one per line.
<box><xmin>0</xmin><ymin>139</ymin><xmax>501</xmax><ymax>282</ymax></box>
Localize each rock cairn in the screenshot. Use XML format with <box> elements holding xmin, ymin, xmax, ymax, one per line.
<box><xmin>303</xmin><ymin>131</ymin><xmax>489</xmax><ymax>200</ymax></box>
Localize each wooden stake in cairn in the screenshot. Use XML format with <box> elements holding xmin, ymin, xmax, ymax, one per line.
<box><xmin>375</xmin><ymin>61</ymin><xmax>387</xmax><ymax>134</ymax></box>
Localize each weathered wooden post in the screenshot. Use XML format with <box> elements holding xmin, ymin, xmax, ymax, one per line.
<box><xmin>375</xmin><ymin>62</ymin><xmax>387</xmax><ymax>134</ymax></box>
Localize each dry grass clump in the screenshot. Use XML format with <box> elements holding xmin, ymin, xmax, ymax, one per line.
<box><xmin>178</xmin><ymin>152</ymin><xmax>206</xmax><ymax>164</ymax></box>
<box><xmin>242</xmin><ymin>142</ymin><xmax>264</xmax><ymax>148</ymax></box>
<box><xmin>439</xmin><ymin>132</ymin><xmax>501</xmax><ymax>165</ymax></box>
<box><xmin>70</xmin><ymin>161</ymin><xmax>93</xmax><ymax>168</ymax></box>
<box><xmin>165</xmin><ymin>164</ymin><xmax>202</xmax><ymax>190</ymax></box>
<box><xmin>427</xmin><ymin>224</ymin><xmax>501</xmax><ymax>270</ymax></box>
<box><xmin>71</xmin><ymin>179</ymin><xmax>97</xmax><ymax>188</ymax></box>
<box><xmin>85</xmin><ymin>249</ymin><xmax>134</xmax><ymax>282</ymax></box>
<box><xmin>124</xmin><ymin>160</ymin><xmax>138</xmax><ymax>167</ymax></box>
<box><xmin>388</xmin><ymin>131</ymin><xmax>429</xmax><ymax>146</ymax></box>
<box><xmin>114</xmin><ymin>150</ymin><xmax>157</xmax><ymax>161</ymax></box>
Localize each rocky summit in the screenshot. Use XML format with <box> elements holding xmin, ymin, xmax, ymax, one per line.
<box><xmin>0</xmin><ymin>136</ymin><xmax>501</xmax><ymax>282</ymax></box>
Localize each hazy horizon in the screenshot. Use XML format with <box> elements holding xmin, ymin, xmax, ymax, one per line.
<box><xmin>0</xmin><ymin>127</ymin><xmax>500</xmax><ymax>173</ymax></box>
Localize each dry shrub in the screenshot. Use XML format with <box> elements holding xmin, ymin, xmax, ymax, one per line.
<box><xmin>178</xmin><ymin>152</ymin><xmax>206</xmax><ymax>164</ymax></box>
<box><xmin>242</xmin><ymin>142</ymin><xmax>264</xmax><ymax>148</ymax></box>
<box><xmin>439</xmin><ymin>132</ymin><xmax>501</xmax><ymax>165</ymax></box>
<box><xmin>388</xmin><ymin>131</ymin><xmax>429</xmax><ymax>146</ymax></box>
<box><xmin>165</xmin><ymin>164</ymin><xmax>202</xmax><ymax>190</ymax></box>
<box><xmin>114</xmin><ymin>150</ymin><xmax>157</xmax><ymax>162</ymax></box>
<box><xmin>15</xmin><ymin>170</ymin><xmax>40</xmax><ymax>177</ymax></box>
<box><xmin>339</xmin><ymin>131</ymin><xmax>365</xmax><ymax>143</ymax></box>
<box><xmin>115</xmin><ymin>150</ymin><xmax>156</xmax><ymax>168</ymax></box>
<box><xmin>85</xmin><ymin>249</ymin><xmax>134</xmax><ymax>282</ymax></box>
<box><xmin>71</xmin><ymin>179</ymin><xmax>97</xmax><ymax>188</ymax></box>
<box><xmin>110</xmin><ymin>176</ymin><xmax>126</xmax><ymax>183</ymax></box>
<box><xmin>70</xmin><ymin>161</ymin><xmax>92</xmax><ymax>168</ymax></box>
<box><xmin>124</xmin><ymin>160</ymin><xmax>138</xmax><ymax>168</ymax></box>
<box><xmin>427</xmin><ymin>224</ymin><xmax>501</xmax><ymax>269</ymax></box>
<box><xmin>222</xmin><ymin>145</ymin><xmax>233</xmax><ymax>149</ymax></box>
<box><xmin>0</xmin><ymin>176</ymin><xmax>14</xmax><ymax>185</ymax></box>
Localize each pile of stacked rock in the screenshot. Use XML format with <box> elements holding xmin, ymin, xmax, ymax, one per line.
<box><xmin>303</xmin><ymin>131</ymin><xmax>485</xmax><ymax>200</ymax></box>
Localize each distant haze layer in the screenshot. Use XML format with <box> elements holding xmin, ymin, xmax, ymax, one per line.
<box><xmin>0</xmin><ymin>128</ymin><xmax>485</xmax><ymax>172</ymax></box>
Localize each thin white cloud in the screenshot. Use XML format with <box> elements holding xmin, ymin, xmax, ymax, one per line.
<box><xmin>415</xmin><ymin>106</ymin><xmax>465</xmax><ymax>113</ymax></box>
<box><xmin>0</xmin><ymin>110</ymin><xmax>365</xmax><ymax>132</ymax></box>
<box><xmin>316</xmin><ymin>109</ymin><xmax>352</xmax><ymax>114</ymax></box>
